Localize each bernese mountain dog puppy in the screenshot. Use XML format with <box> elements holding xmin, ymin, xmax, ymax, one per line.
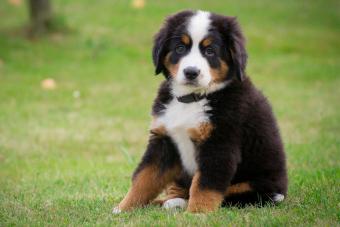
<box><xmin>113</xmin><ymin>10</ymin><xmax>287</xmax><ymax>214</ymax></box>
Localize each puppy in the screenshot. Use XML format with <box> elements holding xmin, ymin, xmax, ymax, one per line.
<box><xmin>113</xmin><ymin>10</ymin><xmax>287</xmax><ymax>214</ymax></box>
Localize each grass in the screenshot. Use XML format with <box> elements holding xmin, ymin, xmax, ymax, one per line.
<box><xmin>0</xmin><ymin>0</ymin><xmax>339</xmax><ymax>226</ymax></box>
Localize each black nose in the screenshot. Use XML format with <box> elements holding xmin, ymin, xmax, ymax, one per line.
<box><xmin>183</xmin><ymin>67</ymin><xmax>200</xmax><ymax>80</ymax></box>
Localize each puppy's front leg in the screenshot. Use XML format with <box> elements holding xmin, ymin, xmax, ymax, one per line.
<box><xmin>187</xmin><ymin>172</ymin><xmax>224</xmax><ymax>213</ymax></box>
<box><xmin>114</xmin><ymin>135</ymin><xmax>181</xmax><ymax>213</ymax></box>
<box><xmin>187</xmin><ymin>141</ymin><xmax>240</xmax><ymax>213</ymax></box>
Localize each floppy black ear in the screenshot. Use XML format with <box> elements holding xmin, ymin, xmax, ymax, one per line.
<box><xmin>152</xmin><ymin>26</ymin><xmax>167</xmax><ymax>75</ymax></box>
<box><xmin>152</xmin><ymin>10</ymin><xmax>195</xmax><ymax>76</ymax></box>
<box><xmin>228</xmin><ymin>17</ymin><xmax>247</xmax><ymax>81</ymax></box>
<box><xmin>216</xmin><ymin>16</ymin><xmax>247</xmax><ymax>81</ymax></box>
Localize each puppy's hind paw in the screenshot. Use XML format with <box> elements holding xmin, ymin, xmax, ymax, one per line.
<box><xmin>272</xmin><ymin>193</ymin><xmax>285</xmax><ymax>203</ymax></box>
<box><xmin>163</xmin><ymin>198</ymin><xmax>188</xmax><ymax>210</ymax></box>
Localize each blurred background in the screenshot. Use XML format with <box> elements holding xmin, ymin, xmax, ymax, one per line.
<box><xmin>0</xmin><ymin>0</ymin><xmax>339</xmax><ymax>225</ymax></box>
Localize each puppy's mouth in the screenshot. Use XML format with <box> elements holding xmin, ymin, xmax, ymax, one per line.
<box><xmin>183</xmin><ymin>80</ymin><xmax>199</xmax><ymax>86</ymax></box>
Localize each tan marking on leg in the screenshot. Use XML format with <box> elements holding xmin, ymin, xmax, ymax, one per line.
<box><xmin>152</xmin><ymin>182</ymin><xmax>189</xmax><ymax>206</ymax></box>
<box><xmin>164</xmin><ymin>52</ymin><xmax>179</xmax><ymax>78</ymax></box>
<box><xmin>151</xmin><ymin>199</ymin><xmax>165</xmax><ymax>206</ymax></box>
<box><xmin>187</xmin><ymin>122</ymin><xmax>213</xmax><ymax>143</ymax></box>
<box><xmin>201</xmin><ymin>37</ymin><xmax>212</xmax><ymax>47</ymax></box>
<box><xmin>187</xmin><ymin>172</ymin><xmax>224</xmax><ymax>213</ymax></box>
<box><xmin>181</xmin><ymin>34</ymin><xmax>190</xmax><ymax>45</ymax></box>
<box><xmin>118</xmin><ymin>165</ymin><xmax>180</xmax><ymax>211</ymax></box>
<box><xmin>165</xmin><ymin>182</ymin><xmax>189</xmax><ymax>200</ymax></box>
<box><xmin>210</xmin><ymin>59</ymin><xmax>229</xmax><ymax>83</ymax></box>
<box><xmin>225</xmin><ymin>182</ymin><xmax>252</xmax><ymax>197</ymax></box>
<box><xmin>150</xmin><ymin>117</ymin><xmax>166</xmax><ymax>136</ymax></box>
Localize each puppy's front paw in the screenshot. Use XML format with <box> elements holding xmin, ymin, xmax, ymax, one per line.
<box><xmin>187</xmin><ymin>202</ymin><xmax>218</xmax><ymax>213</ymax></box>
<box><xmin>187</xmin><ymin>175</ymin><xmax>223</xmax><ymax>213</ymax></box>
<box><xmin>163</xmin><ymin>198</ymin><xmax>188</xmax><ymax>210</ymax></box>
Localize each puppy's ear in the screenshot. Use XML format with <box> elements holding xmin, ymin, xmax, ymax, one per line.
<box><xmin>152</xmin><ymin>10</ymin><xmax>194</xmax><ymax>76</ymax></box>
<box><xmin>228</xmin><ymin>17</ymin><xmax>247</xmax><ymax>81</ymax></box>
<box><xmin>152</xmin><ymin>26</ymin><xmax>167</xmax><ymax>75</ymax></box>
<box><xmin>217</xmin><ymin>16</ymin><xmax>247</xmax><ymax>81</ymax></box>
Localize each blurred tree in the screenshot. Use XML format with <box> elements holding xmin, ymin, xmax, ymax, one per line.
<box><xmin>28</xmin><ymin>0</ymin><xmax>53</xmax><ymax>36</ymax></box>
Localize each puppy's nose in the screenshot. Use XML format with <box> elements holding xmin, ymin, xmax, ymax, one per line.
<box><xmin>183</xmin><ymin>67</ymin><xmax>200</xmax><ymax>80</ymax></box>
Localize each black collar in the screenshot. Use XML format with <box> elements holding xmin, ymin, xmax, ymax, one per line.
<box><xmin>177</xmin><ymin>93</ymin><xmax>206</xmax><ymax>103</ymax></box>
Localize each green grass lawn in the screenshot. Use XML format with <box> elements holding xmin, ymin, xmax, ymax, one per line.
<box><xmin>0</xmin><ymin>0</ymin><xmax>339</xmax><ymax>226</ymax></box>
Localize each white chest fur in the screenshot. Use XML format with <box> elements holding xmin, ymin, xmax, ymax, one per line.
<box><xmin>156</xmin><ymin>98</ymin><xmax>211</xmax><ymax>175</ymax></box>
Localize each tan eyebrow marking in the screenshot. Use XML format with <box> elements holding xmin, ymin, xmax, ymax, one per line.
<box><xmin>181</xmin><ymin>34</ymin><xmax>190</xmax><ymax>45</ymax></box>
<box><xmin>201</xmin><ymin>37</ymin><xmax>213</xmax><ymax>47</ymax></box>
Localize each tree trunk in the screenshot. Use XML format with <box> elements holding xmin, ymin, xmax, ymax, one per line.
<box><xmin>28</xmin><ymin>0</ymin><xmax>52</xmax><ymax>36</ymax></box>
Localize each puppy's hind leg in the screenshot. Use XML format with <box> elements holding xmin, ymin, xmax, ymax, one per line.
<box><xmin>113</xmin><ymin>135</ymin><xmax>181</xmax><ymax>213</ymax></box>
<box><xmin>114</xmin><ymin>165</ymin><xmax>180</xmax><ymax>213</ymax></box>
<box><xmin>222</xmin><ymin>182</ymin><xmax>286</xmax><ymax>207</ymax></box>
<box><xmin>161</xmin><ymin>181</ymin><xmax>189</xmax><ymax>210</ymax></box>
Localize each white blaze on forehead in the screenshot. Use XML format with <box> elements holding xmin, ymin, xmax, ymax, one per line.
<box><xmin>172</xmin><ymin>10</ymin><xmax>227</xmax><ymax>96</ymax></box>
<box><xmin>173</xmin><ymin>10</ymin><xmax>212</xmax><ymax>93</ymax></box>
<box><xmin>187</xmin><ymin>10</ymin><xmax>211</xmax><ymax>43</ymax></box>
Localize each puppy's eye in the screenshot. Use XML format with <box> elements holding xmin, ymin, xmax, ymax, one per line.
<box><xmin>175</xmin><ymin>45</ymin><xmax>186</xmax><ymax>54</ymax></box>
<box><xmin>205</xmin><ymin>47</ymin><xmax>215</xmax><ymax>57</ymax></box>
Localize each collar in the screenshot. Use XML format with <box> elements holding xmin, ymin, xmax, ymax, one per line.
<box><xmin>176</xmin><ymin>93</ymin><xmax>206</xmax><ymax>103</ymax></box>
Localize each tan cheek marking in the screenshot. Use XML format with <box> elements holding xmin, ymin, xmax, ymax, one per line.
<box><xmin>225</xmin><ymin>182</ymin><xmax>252</xmax><ymax>197</ymax></box>
<box><xmin>187</xmin><ymin>122</ymin><xmax>213</xmax><ymax>144</ymax></box>
<box><xmin>150</xmin><ymin>126</ymin><xmax>166</xmax><ymax>137</ymax></box>
<box><xmin>181</xmin><ymin>34</ymin><xmax>190</xmax><ymax>45</ymax></box>
<box><xmin>164</xmin><ymin>52</ymin><xmax>179</xmax><ymax>78</ymax></box>
<box><xmin>201</xmin><ymin>38</ymin><xmax>212</xmax><ymax>47</ymax></box>
<box><xmin>118</xmin><ymin>165</ymin><xmax>181</xmax><ymax>211</ymax></box>
<box><xmin>187</xmin><ymin>172</ymin><xmax>224</xmax><ymax>213</ymax></box>
<box><xmin>150</xmin><ymin>117</ymin><xmax>167</xmax><ymax>137</ymax></box>
<box><xmin>210</xmin><ymin>60</ymin><xmax>229</xmax><ymax>83</ymax></box>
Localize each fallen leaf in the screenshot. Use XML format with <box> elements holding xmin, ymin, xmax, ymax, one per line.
<box><xmin>41</xmin><ymin>78</ymin><xmax>57</xmax><ymax>90</ymax></box>
<box><xmin>106</xmin><ymin>155</ymin><xmax>115</xmax><ymax>163</ymax></box>
<box><xmin>50</xmin><ymin>33</ymin><xmax>64</xmax><ymax>42</ymax></box>
<box><xmin>131</xmin><ymin>0</ymin><xmax>145</xmax><ymax>9</ymax></box>
<box><xmin>0</xmin><ymin>154</ymin><xmax>4</xmax><ymax>162</ymax></box>
<box><xmin>73</xmin><ymin>90</ymin><xmax>80</xmax><ymax>98</ymax></box>
<box><xmin>8</xmin><ymin>0</ymin><xmax>22</xmax><ymax>6</ymax></box>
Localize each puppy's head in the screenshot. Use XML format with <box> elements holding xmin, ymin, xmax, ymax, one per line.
<box><xmin>152</xmin><ymin>10</ymin><xmax>247</xmax><ymax>93</ymax></box>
